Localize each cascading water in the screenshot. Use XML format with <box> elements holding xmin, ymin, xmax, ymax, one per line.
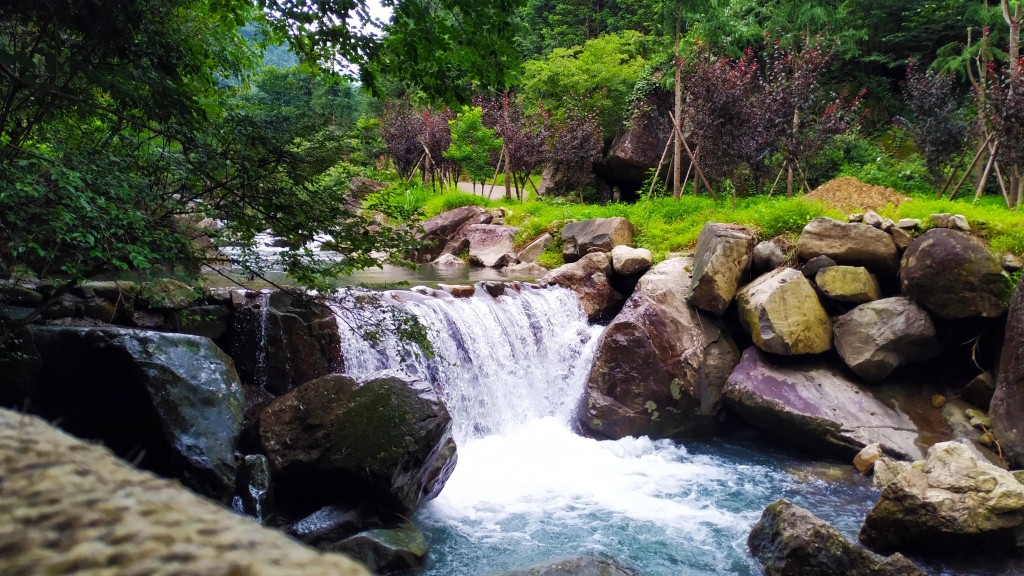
<box><xmin>333</xmin><ymin>285</ymin><xmax>880</xmax><ymax>575</ymax></box>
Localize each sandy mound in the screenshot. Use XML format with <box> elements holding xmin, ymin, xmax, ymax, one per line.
<box><xmin>803</xmin><ymin>177</ymin><xmax>911</xmax><ymax>213</ymax></box>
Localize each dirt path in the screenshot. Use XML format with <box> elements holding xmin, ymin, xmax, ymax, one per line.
<box><xmin>456</xmin><ymin>181</ymin><xmax>524</xmax><ymax>200</ymax></box>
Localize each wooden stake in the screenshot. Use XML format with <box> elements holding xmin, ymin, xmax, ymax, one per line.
<box><xmin>767</xmin><ymin>162</ymin><xmax>786</xmax><ymax>197</ymax></box>
<box><xmin>669</xmin><ymin>112</ymin><xmax>716</xmax><ymax>199</ymax></box>
<box><xmin>939</xmin><ymin>142</ymin><xmax>974</xmax><ymax>198</ymax></box>
<box><xmin>974</xmin><ymin>140</ymin><xmax>1000</xmax><ymax>203</ymax></box>
<box><xmin>407</xmin><ymin>153</ymin><xmax>425</xmax><ymax>183</ymax></box>
<box><xmin>649</xmin><ymin>130</ymin><xmax>675</xmax><ymax>199</ymax></box>
<box><xmin>488</xmin><ymin>146</ymin><xmax>505</xmax><ymax>199</ymax></box>
<box><xmin>948</xmin><ymin>135</ymin><xmax>994</xmax><ymax>200</ymax></box>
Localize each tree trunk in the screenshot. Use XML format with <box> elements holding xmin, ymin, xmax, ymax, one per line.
<box><xmin>504</xmin><ymin>146</ymin><xmax>512</xmax><ymax>201</ymax></box>
<box><xmin>786</xmin><ymin>163</ymin><xmax>794</xmax><ymax>198</ymax></box>
<box><xmin>672</xmin><ymin>15</ymin><xmax>683</xmax><ymax>199</ymax></box>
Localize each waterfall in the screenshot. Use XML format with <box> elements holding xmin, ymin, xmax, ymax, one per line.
<box><xmin>332</xmin><ymin>285</ymin><xmax>604</xmax><ymax>443</ymax></box>
<box><xmin>254</xmin><ymin>291</ymin><xmax>270</xmax><ymax>390</ymax></box>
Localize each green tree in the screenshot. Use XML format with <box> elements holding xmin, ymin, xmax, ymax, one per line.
<box><xmin>445</xmin><ymin>107</ymin><xmax>503</xmax><ymax>191</ymax></box>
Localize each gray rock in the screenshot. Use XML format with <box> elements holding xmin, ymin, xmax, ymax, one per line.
<box><xmin>993</xmin><ymin>281</ymin><xmax>1024</xmax><ymax>465</ymax></box>
<box><xmin>687</xmin><ymin>223</ymin><xmax>756</xmax><ymax>315</ymax></box>
<box><xmin>491</xmin><ymin>555</ymin><xmax>637</xmax><ymax>576</ymax></box>
<box><xmin>963</xmin><ymin>371</ymin><xmax>996</xmax><ymax>410</ymax></box>
<box><xmin>138</xmin><ymin>278</ymin><xmax>200</xmax><ymax>310</ymax></box>
<box><xmin>517</xmin><ymin>233</ymin><xmax>553</xmax><ymax>264</ymax></box>
<box><xmin>465</xmin><ymin>224</ymin><xmax>521</xmax><ymax>268</ymax></box>
<box><xmin>287</xmin><ymin>504</ymin><xmax>381</xmax><ymax>547</ymax></box>
<box><xmin>900</xmin><ymin>228</ymin><xmax>1010</xmax><ymax>319</ymax></box>
<box><xmin>833</xmin><ymin>297</ymin><xmax>942</xmax><ymax>383</ymax></box>
<box><xmin>863</xmin><ymin>211</ymin><xmax>883</xmax><ymax>228</ymax></box>
<box><xmin>415</xmin><ymin>206</ymin><xmax>492</xmax><ymax>262</ymax></box>
<box><xmin>330</xmin><ymin>524</ymin><xmax>429</xmax><ymax>575</ymax></box>
<box><xmin>431</xmin><ymin>253</ymin><xmax>466</xmax><ymax>267</ymax></box>
<box><xmin>950</xmin><ymin>214</ymin><xmax>971</xmax><ymax>231</ymax></box>
<box><xmin>815</xmin><ymin>266</ymin><xmax>881</xmax><ymax>304</ymax></box>
<box><xmin>752</xmin><ymin>239</ymin><xmax>788</xmax><ymax>273</ymax></box>
<box><xmin>540</xmin><ymin>253</ymin><xmax>624</xmax><ymax>321</ymax></box>
<box><xmin>930</xmin><ymin>213</ymin><xmax>952</xmax><ymax>228</ymax></box>
<box><xmin>749</xmin><ymin>499</ymin><xmax>926</xmax><ymax>576</ymax></box>
<box><xmin>482</xmin><ymin>281</ymin><xmax>506</xmax><ymax>297</ymax></box>
<box><xmin>561</xmin><ymin>217</ymin><xmax>635</xmax><ymax>263</ymax></box>
<box><xmin>577</xmin><ymin>258</ymin><xmax>740</xmax><ymax>440</ymax></box>
<box><xmin>888</xmin><ymin>226</ymin><xmax>913</xmax><ymax>252</ymax></box>
<box><xmin>610</xmin><ymin>245</ymin><xmax>653</xmax><ymax>276</ymax></box>
<box><xmin>800</xmin><ymin>255</ymin><xmax>837</xmax><ymax>278</ymax></box>
<box><xmin>724</xmin><ymin>347</ymin><xmax>924</xmax><ymax>460</ymax></box>
<box><xmin>1003</xmin><ymin>253</ymin><xmax>1024</xmax><ymax>271</ymax></box>
<box><xmin>0</xmin><ymin>283</ymin><xmax>43</xmax><ymax>306</ymax></box>
<box><xmin>175</xmin><ymin>304</ymin><xmax>231</xmax><ymax>339</ymax></box>
<box><xmin>796</xmin><ymin>217</ymin><xmax>899</xmax><ymax>278</ymax></box>
<box><xmin>859</xmin><ymin>441</ymin><xmax>1024</xmax><ymax>552</ymax></box>
<box><xmin>502</xmin><ymin>262</ymin><xmax>549</xmax><ymax>278</ymax></box>
<box><xmin>897</xmin><ymin>218</ymin><xmax>921</xmax><ymax>230</ymax></box>
<box><xmin>736</xmin><ymin>268</ymin><xmax>832</xmax><ymax>355</ymax></box>
<box><xmin>78</xmin><ymin>280</ymin><xmax>139</xmax><ymax>301</ymax></box>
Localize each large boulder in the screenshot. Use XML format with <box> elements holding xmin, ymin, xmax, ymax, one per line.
<box><xmin>518</xmin><ymin>233</ymin><xmax>553</xmax><ymax>264</ymax></box>
<box><xmin>231</xmin><ymin>290</ymin><xmax>342</xmax><ymax>396</ymax></box>
<box><xmin>833</xmin><ymin>297</ymin><xmax>942</xmax><ymax>383</ymax></box>
<box><xmin>12</xmin><ymin>326</ymin><xmax>244</xmax><ymax>500</ymax></box>
<box><xmin>749</xmin><ymin>499</ymin><xmax>925</xmax><ymax>576</ymax></box>
<box><xmin>258</xmin><ymin>373</ymin><xmax>457</xmax><ymax>516</ymax></box>
<box><xmin>814</xmin><ymin>266</ymin><xmax>881</xmax><ymax>304</ymax></box>
<box><xmin>687</xmin><ymin>223</ymin><xmax>756</xmax><ymax>315</ymax></box>
<box><xmin>723</xmin><ymin>347</ymin><xmax>924</xmax><ymax>460</ymax></box>
<box><xmin>561</xmin><ymin>217</ymin><xmax>635</xmax><ymax>263</ymax></box>
<box><xmin>415</xmin><ymin>205</ymin><xmax>492</xmax><ymax>261</ymax></box>
<box><xmin>599</xmin><ymin>106</ymin><xmax>673</xmax><ymax>190</ymax></box>
<box><xmin>576</xmin><ymin>258</ymin><xmax>740</xmax><ymax>439</ymax></box>
<box><xmin>736</xmin><ymin>268</ymin><xmax>833</xmax><ymax>355</ymax></box>
<box><xmin>796</xmin><ymin>217</ymin><xmax>899</xmax><ymax>278</ymax></box>
<box><xmin>900</xmin><ymin>228</ymin><xmax>1010</xmax><ymax>320</ymax></box>
<box><xmin>465</xmin><ymin>224</ymin><xmax>521</xmax><ymax>268</ymax></box>
<box><xmin>540</xmin><ymin>253</ymin><xmax>624</xmax><ymax>321</ymax></box>
<box><xmin>0</xmin><ymin>409</ymin><xmax>370</xmax><ymax>576</ymax></box>
<box><xmin>610</xmin><ymin>245</ymin><xmax>653</xmax><ymax>276</ymax></box>
<box><xmin>331</xmin><ymin>524</ymin><xmax>429</xmax><ymax>574</ymax></box>
<box><xmin>492</xmin><ymin>555</ymin><xmax>638</xmax><ymax>576</ymax></box>
<box><xmin>859</xmin><ymin>441</ymin><xmax>1024</xmax><ymax>552</ymax></box>
<box><xmin>991</xmin><ymin>281</ymin><xmax>1024</xmax><ymax>465</ymax></box>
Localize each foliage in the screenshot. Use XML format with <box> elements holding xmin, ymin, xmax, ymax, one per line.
<box><xmin>545</xmin><ymin>111</ymin><xmax>605</xmax><ymax>195</ymax></box>
<box><xmin>477</xmin><ymin>93</ymin><xmax>550</xmax><ymax>197</ymax></box>
<box><xmin>898</xmin><ymin>60</ymin><xmax>968</xmax><ymax>184</ymax></box>
<box><xmin>380</xmin><ymin>102</ymin><xmax>425</xmax><ymax>179</ymax></box>
<box><xmin>445</xmin><ymin>107</ymin><xmax>503</xmax><ymax>184</ymax></box>
<box><xmin>989</xmin><ymin>66</ymin><xmax>1024</xmax><ymax>173</ymax></box>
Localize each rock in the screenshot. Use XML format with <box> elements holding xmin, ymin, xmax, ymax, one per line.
<box><xmin>287</xmin><ymin>503</ymin><xmax>381</xmax><ymax>547</ymax></box>
<box><xmin>859</xmin><ymin>441</ymin><xmax>1024</xmax><ymax>552</ymax></box>
<box><xmin>432</xmin><ymin>253</ymin><xmax>466</xmax><ymax>267</ymax></box>
<box><xmin>39</xmin><ymin>293</ymin><xmax>81</xmax><ymax>319</ymax></box>
<box><xmin>577</xmin><ymin>258</ymin><xmax>740</xmax><ymax>440</ymax></box>
<box><xmin>800</xmin><ymin>255</ymin><xmax>837</xmax><ymax>278</ymax></box>
<box><xmin>258</xmin><ymin>373</ymin><xmax>457</xmax><ymax>515</ymax></box>
<box><xmin>17</xmin><ymin>326</ymin><xmax>244</xmax><ymax>500</ymax></box>
<box><xmin>888</xmin><ymin>226</ymin><xmax>913</xmax><ymax>251</ymax></box>
<box><xmin>992</xmin><ymin>281</ymin><xmax>1024</xmax><ymax>465</ymax></box>
<box><xmin>78</xmin><ymin>280</ymin><xmax>139</xmax><ymax>301</ymax></box>
<box><xmin>832</xmin><ymin>297</ymin><xmax>942</xmax><ymax>383</ymax></box>
<box><xmin>753</xmin><ymin>239</ymin><xmax>789</xmax><ymax>273</ymax></box>
<box><xmin>610</xmin><ymin>245</ymin><xmax>653</xmax><ymax>276</ymax></box>
<box><xmin>518</xmin><ymin>233</ymin><xmax>553</xmax><ymax>264</ymax></box>
<box><xmin>814</xmin><ymin>266</ymin><xmax>881</xmax><ymax>304</ymax></box>
<box><xmin>723</xmin><ymin>347</ymin><xmax>924</xmax><ymax>460</ymax></box>
<box><xmin>482</xmin><ymin>281</ymin><xmax>506</xmax><ymax>298</ymax></box>
<box><xmin>601</xmin><ymin>111</ymin><xmax>673</xmax><ymax>189</ymax></box>
<box><xmin>880</xmin><ymin>218</ymin><xmax>896</xmax><ymax>232</ymax></box>
<box><xmin>0</xmin><ymin>283</ymin><xmax>43</xmax><ymax>306</ymax></box>
<box><xmin>234</xmin><ymin>454</ymin><xmax>276</xmax><ymax>525</ymax></box>
<box><xmin>854</xmin><ymin>443</ymin><xmax>884</xmax><ymax>475</ymax></box>
<box><xmin>873</xmin><ymin>457</ymin><xmax>910</xmax><ymax>488</ymax></box>
<box><xmin>138</xmin><ymin>278</ymin><xmax>200</xmax><ymax>310</ymax></box>
<box><xmin>897</xmin><ymin>218</ymin><xmax>921</xmax><ymax>230</ymax></box>
<box><xmin>930</xmin><ymin>213</ymin><xmax>951</xmax><ymax>228</ymax></box>
<box><xmin>561</xmin><ymin>217</ymin><xmax>635</xmax><ymax>263</ymax></box>
<box><xmin>492</xmin><ymin>555</ymin><xmax>638</xmax><ymax>576</ymax></box>
<box><xmin>82</xmin><ymin>297</ymin><xmax>120</xmax><ymax>323</ymax></box>
<box><xmin>443</xmin><ymin>284</ymin><xmax>475</xmax><ymax>298</ymax></box>
<box><xmin>503</xmin><ymin>262</ymin><xmax>549</xmax><ymax>278</ymax></box>
<box><xmin>900</xmin><ymin>228</ymin><xmax>1010</xmax><ymax>320</ymax></box>
<box><xmin>464</xmin><ymin>224</ymin><xmax>520</xmax><ymax>268</ymax></box>
<box><xmin>1003</xmin><ymin>253</ymin><xmax>1024</xmax><ymax>271</ymax></box>
<box><xmin>932</xmin><ymin>395</ymin><xmax>947</xmax><ymax>409</ymax></box>
<box><xmin>749</xmin><ymin>499</ymin><xmax>926</xmax><ymax>576</ymax></box>
<box><xmin>849</xmin><ymin>213</ymin><xmax>864</xmax><ymax>223</ymax></box>
<box><xmin>863</xmin><ymin>211</ymin><xmax>883</xmax><ymax>228</ymax></box>
<box><xmin>950</xmin><ymin>214</ymin><xmax>971</xmax><ymax>231</ymax></box>
<box><xmin>736</xmin><ymin>268</ymin><xmax>832</xmax><ymax>355</ymax></box>
<box><xmin>687</xmin><ymin>223</ymin><xmax>756</xmax><ymax>315</ymax></box>
<box><xmin>540</xmin><ymin>253</ymin><xmax>624</xmax><ymax>321</ymax></box>
<box><xmin>963</xmin><ymin>372</ymin><xmax>996</xmax><ymax>410</ymax></box>
<box><xmin>331</xmin><ymin>524</ymin><xmax>429</xmax><ymax>574</ymax></box>
<box><xmin>796</xmin><ymin>217</ymin><xmax>899</xmax><ymax>277</ymax></box>
<box><xmin>415</xmin><ymin>206</ymin><xmax>492</xmax><ymax>261</ymax></box>
<box><xmin>175</xmin><ymin>304</ymin><xmax>231</xmax><ymax>339</ymax></box>
<box><xmin>231</xmin><ymin>291</ymin><xmax>342</xmax><ymax>395</ymax></box>
<box><xmin>0</xmin><ymin>409</ymin><xmax>370</xmax><ymax>576</ymax></box>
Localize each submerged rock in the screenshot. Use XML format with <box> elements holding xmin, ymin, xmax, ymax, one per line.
<box><xmin>796</xmin><ymin>217</ymin><xmax>899</xmax><ymax>278</ymax></box>
<box><xmin>258</xmin><ymin>373</ymin><xmax>457</xmax><ymax>516</ymax></box>
<box><xmin>859</xmin><ymin>441</ymin><xmax>1024</xmax><ymax>553</ymax></box>
<box><xmin>330</xmin><ymin>524</ymin><xmax>429</xmax><ymax>574</ymax></box>
<box><xmin>832</xmin><ymin>297</ymin><xmax>941</xmax><ymax>383</ymax></box>
<box><xmin>723</xmin><ymin>347</ymin><xmax>923</xmax><ymax>460</ymax></box>
<box><xmin>540</xmin><ymin>252</ymin><xmax>624</xmax><ymax>321</ymax></box>
<box><xmin>286</xmin><ymin>503</ymin><xmax>382</xmax><ymax>548</ymax></box>
<box><xmin>687</xmin><ymin>222</ymin><xmax>756</xmax><ymax>315</ymax></box>
<box><xmin>736</xmin><ymin>268</ymin><xmax>832</xmax><ymax>355</ymax></box>
<box><xmin>492</xmin><ymin>555</ymin><xmax>637</xmax><ymax>576</ymax></box>
<box><xmin>749</xmin><ymin>499</ymin><xmax>926</xmax><ymax>576</ymax></box>
<box><xmin>561</xmin><ymin>217</ymin><xmax>635</xmax><ymax>263</ymax></box>
<box><xmin>577</xmin><ymin>258</ymin><xmax>740</xmax><ymax>439</ymax></box>
<box><xmin>15</xmin><ymin>326</ymin><xmax>244</xmax><ymax>500</ymax></box>
<box><xmin>900</xmin><ymin>228</ymin><xmax>1010</xmax><ymax>319</ymax></box>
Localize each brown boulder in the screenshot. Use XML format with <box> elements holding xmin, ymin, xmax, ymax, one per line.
<box><xmin>833</xmin><ymin>297</ymin><xmax>941</xmax><ymax>383</ymax></box>
<box><xmin>540</xmin><ymin>252</ymin><xmax>624</xmax><ymax>321</ymax></box>
<box><xmin>576</xmin><ymin>258</ymin><xmax>740</xmax><ymax>439</ymax></box>
<box><xmin>687</xmin><ymin>223</ymin><xmax>756</xmax><ymax>315</ymax></box>
<box><xmin>736</xmin><ymin>268</ymin><xmax>832</xmax><ymax>355</ymax></box>
<box><xmin>796</xmin><ymin>217</ymin><xmax>899</xmax><ymax>277</ymax></box>
<box><xmin>414</xmin><ymin>206</ymin><xmax>492</xmax><ymax>261</ymax></box>
<box><xmin>561</xmin><ymin>217</ymin><xmax>635</xmax><ymax>263</ymax></box>
<box><xmin>992</xmin><ymin>280</ymin><xmax>1024</xmax><ymax>465</ymax></box>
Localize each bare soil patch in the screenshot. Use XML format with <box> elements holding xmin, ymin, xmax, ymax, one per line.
<box><xmin>803</xmin><ymin>177</ymin><xmax>911</xmax><ymax>213</ymax></box>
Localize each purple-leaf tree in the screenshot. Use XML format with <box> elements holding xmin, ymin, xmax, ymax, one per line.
<box><xmin>899</xmin><ymin>59</ymin><xmax>967</xmax><ymax>186</ymax></box>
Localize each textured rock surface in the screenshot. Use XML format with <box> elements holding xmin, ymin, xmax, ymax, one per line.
<box><xmin>503</xmin><ymin>262</ymin><xmax>549</xmax><ymax>278</ymax></box>
<box><xmin>736</xmin><ymin>268</ymin><xmax>833</xmax><ymax>355</ymax></box>
<box><xmin>518</xmin><ymin>233</ymin><xmax>553</xmax><ymax>264</ymax></box>
<box><xmin>15</xmin><ymin>326</ymin><xmax>244</xmax><ymax>499</ymax></box>
<box><xmin>900</xmin><ymin>228</ymin><xmax>1010</xmax><ymax>319</ymax></box>
<box><xmin>561</xmin><ymin>217</ymin><xmax>635</xmax><ymax>263</ymax></box>
<box><xmin>331</xmin><ymin>524</ymin><xmax>429</xmax><ymax>574</ymax></box>
<box><xmin>431</xmin><ymin>253</ymin><xmax>466</xmax><ymax>267</ymax></box>
<box><xmin>749</xmin><ymin>499</ymin><xmax>925</xmax><ymax>576</ymax></box>
<box><xmin>540</xmin><ymin>253</ymin><xmax>624</xmax><ymax>321</ymax></box>
<box><xmin>814</xmin><ymin>266</ymin><xmax>881</xmax><ymax>304</ymax></box>
<box><xmin>859</xmin><ymin>441</ymin><xmax>1024</xmax><ymax>552</ymax></box>
<box><xmin>854</xmin><ymin>443</ymin><xmax>884</xmax><ymax>475</ymax></box>
<box><xmin>0</xmin><ymin>409</ymin><xmax>370</xmax><ymax>576</ymax></box>
<box><xmin>610</xmin><ymin>245</ymin><xmax>653</xmax><ymax>276</ymax></box>
<box><xmin>992</xmin><ymin>281</ymin><xmax>1024</xmax><ymax>465</ymax></box>
<box><xmin>796</xmin><ymin>217</ymin><xmax>899</xmax><ymax>277</ymax></box>
<box><xmin>464</xmin><ymin>224</ymin><xmax>521</xmax><ymax>268</ymax></box>
<box><xmin>577</xmin><ymin>258</ymin><xmax>740</xmax><ymax>439</ymax></box>
<box><xmin>723</xmin><ymin>347</ymin><xmax>924</xmax><ymax>460</ymax></box>
<box><xmin>259</xmin><ymin>374</ymin><xmax>457</xmax><ymax>515</ymax></box>
<box><xmin>752</xmin><ymin>239</ymin><xmax>789</xmax><ymax>273</ymax></box>
<box><xmin>415</xmin><ymin>205</ymin><xmax>492</xmax><ymax>261</ymax></box>
<box><xmin>833</xmin><ymin>297</ymin><xmax>942</xmax><ymax>383</ymax></box>
<box><xmin>492</xmin><ymin>555</ymin><xmax>638</xmax><ymax>576</ymax></box>
<box><xmin>687</xmin><ymin>223</ymin><xmax>756</xmax><ymax>315</ymax></box>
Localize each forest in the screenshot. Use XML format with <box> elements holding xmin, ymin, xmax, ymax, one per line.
<box><xmin>3</xmin><ymin>0</ymin><xmax>1024</xmax><ymax>292</ymax></box>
